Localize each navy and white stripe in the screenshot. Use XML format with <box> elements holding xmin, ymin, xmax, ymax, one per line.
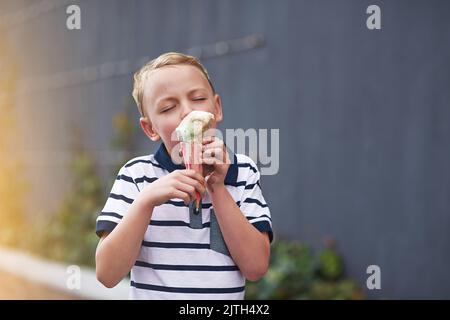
<box><xmin>96</xmin><ymin>144</ymin><xmax>272</xmax><ymax>300</ymax></box>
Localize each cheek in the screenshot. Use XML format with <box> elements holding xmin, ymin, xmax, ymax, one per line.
<box><xmin>207</xmin><ymin>100</ymin><xmax>216</xmax><ymax>111</ymax></box>
<box><xmin>159</xmin><ymin>119</ymin><xmax>180</xmax><ymax>143</ymax></box>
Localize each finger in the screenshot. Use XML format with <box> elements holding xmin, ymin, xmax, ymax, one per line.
<box><xmin>203</xmin><ymin>147</ymin><xmax>228</xmax><ymax>163</ymax></box>
<box><xmin>176</xmin><ymin>173</ymin><xmax>206</xmax><ymax>195</ymax></box>
<box><xmin>177</xmin><ymin>169</ymin><xmax>205</xmax><ymax>184</ymax></box>
<box><xmin>202</xmin><ymin>139</ymin><xmax>223</xmax><ymax>149</ymax></box>
<box><xmin>175</xmin><ymin>182</ymin><xmax>197</xmax><ymax>202</ymax></box>
<box><xmin>202</xmin><ymin>142</ymin><xmax>227</xmax><ymax>159</ymax></box>
<box><xmin>203</xmin><ymin>145</ymin><xmax>223</xmax><ymax>154</ymax></box>
<box><xmin>172</xmin><ymin>189</ymin><xmax>192</xmax><ymax>205</ymax></box>
<box><xmin>203</xmin><ymin>148</ymin><xmax>219</xmax><ymax>160</ymax></box>
<box><xmin>202</xmin><ymin>136</ymin><xmax>216</xmax><ymax>145</ymax></box>
<box><xmin>202</xmin><ymin>157</ymin><xmax>222</xmax><ymax>166</ymax></box>
<box><xmin>183</xmin><ymin>179</ymin><xmax>206</xmax><ymax>196</ymax></box>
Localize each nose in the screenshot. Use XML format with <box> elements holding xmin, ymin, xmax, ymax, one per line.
<box><xmin>180</xmin><ymin>102</ymin><xmax>193</xmax><ymax>120</ymax></box>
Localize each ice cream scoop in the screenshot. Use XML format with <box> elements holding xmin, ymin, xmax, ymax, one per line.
<box><xmin>175</xmin><ymin>111</ymin><xmax>215</xmax><ymax>213</ymax></box>
<box><xmin>175</xmin><ymin>111</ymin><xmax>215</xmax><ymax>143</ymax></box>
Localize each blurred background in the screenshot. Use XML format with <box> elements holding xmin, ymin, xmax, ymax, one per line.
<box><xmin>0</xmin><ymin>0</ymin><xmax>449</xmax><ymax>299</ymax></box>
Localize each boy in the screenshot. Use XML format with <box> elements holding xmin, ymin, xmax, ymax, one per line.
<box><xmin>95</xmin><ymin>52</ymin><xmax>273</xmax><ymax>299</ymax></box>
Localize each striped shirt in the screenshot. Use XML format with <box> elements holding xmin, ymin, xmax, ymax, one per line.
<box><xmin>96</xmin><ymin>144</ymin><xmax>273</xmax><ymax>299</ymax></box>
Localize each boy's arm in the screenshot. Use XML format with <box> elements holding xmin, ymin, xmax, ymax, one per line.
<box><xmin>209</xmin><ymin>185</ymin><xmax>270</xmax><ymax>281</ymax></box>
<box><xmin>202</xmin><ymin>137</ymin><xmax>270</xmax><ymax>281</ymax></box>
<box><xmin>95</xmin><ymin>169</ymin><xmax>205</xmax><ymax>288</ymax></box>
<box><xmin>95</xmin><ymin>195</ymin><xmax>154</xmax><ymax>288</ymax></box>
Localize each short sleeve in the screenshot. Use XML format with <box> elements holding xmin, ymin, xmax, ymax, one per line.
<box><xmin>239</xmin><ymin>159</ymin><xmax>273</xmax><ymax>243</ymax></box>
<box><xmin>95</xmin><ymin>166</ymin><xmax>140</xmax><ymax>237</ymax></box>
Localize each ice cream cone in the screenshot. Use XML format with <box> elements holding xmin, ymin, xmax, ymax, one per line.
<box><xmin>176</xmin><ymin>111</ymin><xmax>215</xmax><ymax>213</ymax></box>
<box><xmin>180</xmin><ymin>140</ymin><xmax>203</xmax><ymax>212</ymax></box>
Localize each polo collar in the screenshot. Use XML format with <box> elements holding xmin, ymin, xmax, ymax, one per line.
<box><xmin>154</xmin><ymin>143</ymin><xmax>238</xmax><ymax>185</ymax></box>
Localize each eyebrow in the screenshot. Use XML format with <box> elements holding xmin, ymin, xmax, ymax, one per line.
<box><xmin>188</xmin><ymin>87</ymin><xmax>208</xmax><ymax>94</ymax></box>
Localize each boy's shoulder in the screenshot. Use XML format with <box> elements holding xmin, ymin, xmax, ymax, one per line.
<box><xmin>123</xmin><ymin>154</ymin><xmax>155</xmax><ymax>167</ymax></box>
<box><xmin>119</xmin><ymin>153</ymin><xmax>160</xmax><ymax>176</ymax></box>
<box><xmin>234</xmin><ymin>153</ymin><xmax>257</xmax><ymax>166</ymax></box>
<box><xmin>234</xmin><ymin>153</ymin><xmax>260</xmax><ymax>177</ymax></box>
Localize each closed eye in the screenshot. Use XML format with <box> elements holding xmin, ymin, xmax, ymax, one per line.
<box><xmin>193</xmin><ymin>97</ymin><xmax>206</xmax><ymax>101</ymax></box>
<box><xmin>162</xmin><ymin>105</ymin><xmax>175</xmax><ymax>113</ymax></box>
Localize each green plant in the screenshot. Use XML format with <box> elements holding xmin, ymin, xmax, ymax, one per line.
<box><xmin>110</xmin><ymin>98</ymin><xmax>139</xmax><ymax>175</ymax></box>
<box><xmin>245</xmin><ymin>239</ymin><xmax>364</xmax><ymax>300</ymax></box>
<box><xmin>27</xmin><ymin>148</ymin><xmax>102</xmax><ymax>267</ymax></box>
<box><xmin>25</xmin><ymin>100</ymin><xmax>139</xmax><ymax>267</ymax></box>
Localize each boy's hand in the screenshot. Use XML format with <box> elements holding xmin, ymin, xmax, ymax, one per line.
<box><xmin>202</xmin><ymin>136</ymin><xmax>231</xmax><ymax>191</ymax></box>
<box><xmin>142</xmin><ymin>169</ymin><xmax>205</xmax><ymax>207</ymax></box>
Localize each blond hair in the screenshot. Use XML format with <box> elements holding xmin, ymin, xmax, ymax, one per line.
<box><xmin>132</xmin><ymin>52</ymin><xmax>215</xmax><ymax>116</ymax></box>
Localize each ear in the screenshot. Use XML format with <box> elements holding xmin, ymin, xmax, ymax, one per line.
<box><xmin>213</xmin><ymin>94</ymin><xmax>223</xmax><ymax>123</ymax></box>
<box><xmin>140</xmin><ymin>117</ymin><xmax>160</xmax><ymax>141</ymax></box>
